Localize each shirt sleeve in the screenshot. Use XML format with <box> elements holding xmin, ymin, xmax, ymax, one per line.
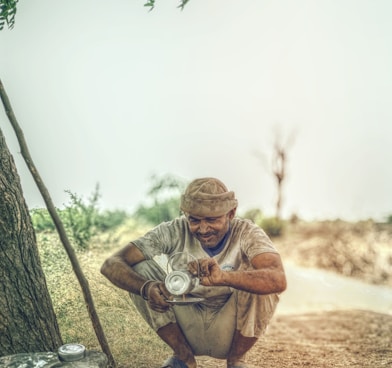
<box><xmin>240</xmin><ymin>220</ymin><xmax>279</xmax><ymax>260</ymax></box>
<box><xmin>131</xmin><ymin>218</ymin><xmax>189</xmax><ymax>259</ymax></box>
<box><xmin>131</xmin><ymin>226</ymin><xmax>164</xmax><ymax>260</ymax></box>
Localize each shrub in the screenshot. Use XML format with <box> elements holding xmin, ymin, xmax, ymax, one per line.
<box><xmin>241</xmin><ymin>209</ymin><xmax>285</xmax><ymax>237</ymax></box>
<box><xmin>61</xmin><ymin>189</ymin><xmax>99</xmax><ymax>250</ymax></box>
<box><xmin>259</xmin><ymin>217</ymin><xmax>285</xmax><ymax>237</ymax></box>
<box><xmin>30</xmin><ymin>185</ymin><xmax>128</xmax><ymax>250</ymax></box>
<box><xmin>30</xmin><ymin>208</ymin><xmax>55</xmax><ymax>232</ymax></box>
<box><xmin>133</xmin><ymin>174</ymin><xmax>186</xmax><ymax>225</ymax></box>
<box><xmin>242</xmin><ymin>208</ymin><xmax>264</xmax><ymax>224</ymax></box>
<box><xmin>94</xmin><ymin>209</ymin><xmax>129</xmax><ymax>231</ymax></box>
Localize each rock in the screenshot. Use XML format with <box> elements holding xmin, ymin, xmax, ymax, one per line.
<box><xmin>0</xmin><ymin>351</ymin><xmax>108</xmax><ymax>368</ymax></box>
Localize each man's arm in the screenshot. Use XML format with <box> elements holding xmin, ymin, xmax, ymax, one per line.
<box><xmin>195</xmin><ymin>252</ymin><xmax>287</xmax><ymax>295</ymax></box>
<box><xmin>101</xmin><ymin>243</ymin><xmax>172</xmax><ymax>312</ymax></box>
<box><xmin>100</xmin><ymin>243</ymin><xmax>148</xmax><ymax>294</ymax></box>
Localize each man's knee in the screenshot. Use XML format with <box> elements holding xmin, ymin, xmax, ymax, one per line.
<box><xmin>132</xmin><ymin>259</ymin><xmax>167</xmax><ymax>281</ymax></box>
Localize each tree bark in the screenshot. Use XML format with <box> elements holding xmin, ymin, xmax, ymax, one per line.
<box><xmin>0</xmin><ymin>127</ymin><xmax>63</xmax><ymax>355</ymax></box>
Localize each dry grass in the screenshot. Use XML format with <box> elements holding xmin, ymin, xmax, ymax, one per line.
<box><xmin>276</xmin><ymin>219</ymin><xmax>392</xmax><ymax>286</ymax></box>
<box><xmin>39</xmin><ymin>219</ymin><xmax>171</xmax><ymax>368</ymax></box>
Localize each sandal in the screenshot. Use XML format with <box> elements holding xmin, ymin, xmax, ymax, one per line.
<box><xmin>161</xmin><ymin>356</ymin><xmax>189</xmax><ymax>368</ymax></box>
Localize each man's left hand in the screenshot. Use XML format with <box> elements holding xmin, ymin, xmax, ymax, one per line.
<box><xmin>189</xmin><ymin>258</ymin><xmax>225</xmax><ymax>286</ymax></box>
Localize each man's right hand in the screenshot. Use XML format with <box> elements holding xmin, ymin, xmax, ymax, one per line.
<box><xmin>146</xmin><ymin>281</ymin><xmax>172</xmax><ymax>313</ymax></box>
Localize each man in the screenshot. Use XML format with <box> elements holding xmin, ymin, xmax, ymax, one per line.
<box><xmin>101</xmin><ymin>177</ymin><xmax>286</xmax><ymax>368</ymax></box>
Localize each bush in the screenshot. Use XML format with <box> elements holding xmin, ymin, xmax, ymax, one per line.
<box><xmin>242</xmin><ymin>208</ymin><xmax>264</xmax><ymax>224</ymax></box>
<box><xmin>259</xmin><ymin>217</ymin><xmax>285</xmax><ymax>237</ymax></box>
<box><xmin>241</xmin><ymin>208</ymin><xmax>285</xmax><ymax>237</ymax></box>
<box><xmin>134</xmin><ymin>197</ymin><xmax>182</xmax><ymax>225</ymax></box>
<box><xmin>30</xmin><ymin>208</ymin><xmax>55</xmax><ymax>232</ymax></box>
<box><xmin>30</xmin><ymin>186</ymin><xmax>128</xmax><ymax>250</ymax></box>
<box><xmin>61</xmin><ymin>189</ymin><xmax>99</xmax><ymax>250</ymax></box>
<box><xmin>133</xmin><ymin>174</ymin><xmax>186</xmax><ymax>225</ymax></box>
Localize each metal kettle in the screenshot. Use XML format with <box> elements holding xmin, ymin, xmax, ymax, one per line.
<box><xmin>164</xmin><ymin>252</ymin><xmax>199</xmax><ymax>296</ymax></box>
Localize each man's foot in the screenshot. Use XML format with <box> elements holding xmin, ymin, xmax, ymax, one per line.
<box><xmin>161</xmin><ymin>356</ymin><xmax>189</xmax><ymax>368</ymax></box>
<box><xmin>227</xmin><ymin>330</ymin><xmax>258</xmax><ymax>368</ymax></box>
<box><xmin>227</xmin><ymin>356</ymin><xmax>248</xmax><ymax>368</ymax></box>
<box><xmin>157</xmin><ymin>323</ymin><xmax>197</xmax><ymax>368</ymax></box>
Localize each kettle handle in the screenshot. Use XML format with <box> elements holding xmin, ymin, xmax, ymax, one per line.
<box><xmin>167</xmin><ymin>252</ymin><xmax>199</xmax><ymax>276</ymax></box>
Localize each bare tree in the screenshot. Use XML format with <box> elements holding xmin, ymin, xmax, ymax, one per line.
<box><xmin>254</xmin><ymin>127</ymin><xmax>296</xmax><ymax>219</ymax></box>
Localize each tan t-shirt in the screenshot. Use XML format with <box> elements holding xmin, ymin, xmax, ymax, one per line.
<box><xmin>132</xmin><ymin>216</ymin><xmax>278</xmax><ymax>304</ymax></box>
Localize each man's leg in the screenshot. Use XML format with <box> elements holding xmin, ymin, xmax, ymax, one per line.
<box><xmin>157</xmin><ymin>323</ymin><xmax>197</xmax><ymax>368</ymax></box>
<box><xmin>226</xmin><ymin>291</ymin><xmax>280</xmax><ymax>367</ymax></box>
<box><xmin>226</xmin><ymin>330</ymin><xmax>257</xmax><ymax>367</ymax></box>
<box><xmin>129</xmin><ymin>260</ymin><xmax>197</xmax><ymax>367</ymax></box>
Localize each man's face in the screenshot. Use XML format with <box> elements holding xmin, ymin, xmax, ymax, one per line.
<box><xmin>186</xmin><ymin>209</ymin><xmax>235</xmax><ymax>248</ymax></box>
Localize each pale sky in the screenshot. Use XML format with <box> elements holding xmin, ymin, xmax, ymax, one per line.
<box><xmin>1</xmin><ymin>0</ymin><xmax>391</xmax><ymax>221</ymax></box>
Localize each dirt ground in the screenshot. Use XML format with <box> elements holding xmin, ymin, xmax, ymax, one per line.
<box><xmin>195</xmin><ymin>310</ymin><xmax>392</xmax><ymax>368</ymax></box>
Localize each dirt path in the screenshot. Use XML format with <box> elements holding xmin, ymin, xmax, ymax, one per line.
<box><xmin>196</xmin><ymin>310</ymin><xmax>392</xmax><ymax>368</ymax></box>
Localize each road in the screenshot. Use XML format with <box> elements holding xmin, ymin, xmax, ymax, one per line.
<box><xmin>277</xmin><ymin>262</ymin><xmax>392</xmax><ymax>315</ymax></box>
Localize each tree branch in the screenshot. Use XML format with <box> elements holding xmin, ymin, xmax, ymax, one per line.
<box><xmin>0</xmin><ymin>78</ymin><xmax>116</xmax><ymax>368</ymax></box>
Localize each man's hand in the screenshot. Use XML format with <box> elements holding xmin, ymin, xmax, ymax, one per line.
<box><xmin>146</xmin><ymin>281</ymin><xmax>172</xmax><ymax>312</ymax></box>
<box><xmin>189</xmin><ymin>258</ymin><xmax>225</xmax><ymax>286</ymax></box>
<box><xmin>188</xmin><ymin>253</ymin><xmax>287</xmax><ymax>295</ymax></box>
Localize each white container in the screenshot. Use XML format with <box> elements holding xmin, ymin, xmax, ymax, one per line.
<box><xmin>58</xmin><ymin>344</ymin><xmax>86</xmax><ymax>362</ymax></box>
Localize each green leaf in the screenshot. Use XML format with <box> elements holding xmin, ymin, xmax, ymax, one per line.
<box><xmin>0</xmin><ymin>0</ymin><xmax>19</xmax><ymax>30</ymax></box>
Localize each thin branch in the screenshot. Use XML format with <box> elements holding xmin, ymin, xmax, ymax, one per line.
<box><xmin>0</xmin><ymin>78</ymin><xmax>116</xmax><ymax>368</ymax></box>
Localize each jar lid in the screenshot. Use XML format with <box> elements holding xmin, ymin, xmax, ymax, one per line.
<box><xmin>58</xmin><ymin>343</ymin><xmax>86</xmax><ymax>361</ymax></box>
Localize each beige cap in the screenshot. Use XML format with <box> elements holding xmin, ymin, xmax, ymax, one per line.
<box><xmin>180</xmin><ymin>177</ymin><xmax>238</xmax><ymax>217</ymax></box>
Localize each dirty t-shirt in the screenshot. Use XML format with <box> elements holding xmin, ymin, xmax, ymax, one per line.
<box><xmin>132</xmin><ymin>216</ymin><xmax>278</xmax><ymax>307</ymax></box>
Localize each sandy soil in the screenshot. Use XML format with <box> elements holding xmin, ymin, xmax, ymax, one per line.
<box><xmin>195</xmin><ymin>310</ymin><xmax>392</xmax><ymax>368</ymax></box>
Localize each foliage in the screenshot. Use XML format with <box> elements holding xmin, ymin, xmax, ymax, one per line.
<box><xmin>241</xmin><ymin>208</ymin><xmax>284</xmax><ymax>237</ymax></box>
<box><xmin>387</xmin><ymin>214</ymin><xmax>392</xmax><ymax>224</ymax></box>
<box><xmin>30</xmin><ymin>185</ymin><xmax>128</xmax><ymax>250</ymax></box>
<box><xmin>134</xmin><ymin>173</ymin><xmax>186</xmax><ymax>225</ymax></box>
<box><xmin>144</xmin><ymin>0</ymin><xmax>190</xmax><ymax>11</ymax></box>
<box><xmin>0</xmin><ymin>0</ymin><xmax>190</xmax><ymax>31</ymax></box>
<box><xmin>135</xmin><ymin>197</ymin><xmax>181</xmax><ymax>225</ymax></box>
<box><xmin>94</xmin><ymin>208</ymin><xmax>129</xmax><ymax>231</ymax></box>
<box><xmin>0</xmin><ymin>0</ymin><xmax>18</xmax><ymax>30</ymax></box>
<box><xmin>259</xmin><ymin>216</ymin><xmax>285</xmax><ymax>237</ymax></box>
<box><xmin>61</xmin><ymin>188</ymin><xmax>101</xmax><ymax>250</ymax></box>
<box><xmin>30</xmin><ymin>208</ymin><xmax>56</xmax><ymax>232</ymax></box>
<box><xmin>241</xmin><ymin>208</ymin><xmax>264</xmax><ymax>225</ymax></box>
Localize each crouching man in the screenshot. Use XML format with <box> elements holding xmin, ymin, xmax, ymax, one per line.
<box><xmin>101</xmin><ymin>177</ymin><xmax>287</xmax><ymax>368</ymax></box>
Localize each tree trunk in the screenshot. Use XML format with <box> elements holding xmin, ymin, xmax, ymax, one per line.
<box><xmin>0</xmin><ymin>126</ymin><xmax>63</xmax><ymax>355</ymax></box>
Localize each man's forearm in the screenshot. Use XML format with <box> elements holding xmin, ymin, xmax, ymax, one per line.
<box><xmin>100</xmin><ymin>256</ymin><xmax>146</xmax><ymax>295</ymax></box>
<box><xmin>221</xmin><ymin>268</ymin><xmax>286</xmax><ymax>295</ymax></box>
